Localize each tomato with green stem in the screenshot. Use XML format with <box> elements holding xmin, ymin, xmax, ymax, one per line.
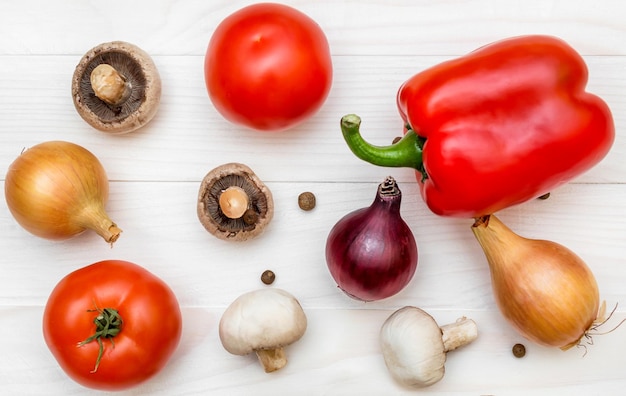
<box><xmin>42</xmin><ymin>260</ymin><xmax>182</xmax><ymax>391</ymax></box>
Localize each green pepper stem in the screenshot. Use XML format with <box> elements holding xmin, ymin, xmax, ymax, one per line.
<box><xmin>340</xmin><ymin>114</ymin><xmax>427</xmax><ymax>179</ymax></box>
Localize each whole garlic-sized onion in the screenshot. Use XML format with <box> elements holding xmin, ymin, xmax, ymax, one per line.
<box><xmin>472</xmin><ymin>214</ymin><xmax>600</xmax><ymax>349</ymax></box>
<box><xmin>4</xmin><ymin>141</ymin><xmax>121</xmax><ymax>244</ymax></box>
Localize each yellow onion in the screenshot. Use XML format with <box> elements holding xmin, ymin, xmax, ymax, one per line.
<box><xmin>471</xmin><ymin>214</ymin><xmax>599</xmax><ymax>350</ymax></box>
<box><xmin>4</xmin><ymin>141</ymin><xmax>121</xmax><ymax>244</ymax></box>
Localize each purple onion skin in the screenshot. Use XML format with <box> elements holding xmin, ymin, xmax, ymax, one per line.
<box><xmin>325</xmin><ymin>177</ymin><xmax>418</xmax><ymax>301</ymax></box>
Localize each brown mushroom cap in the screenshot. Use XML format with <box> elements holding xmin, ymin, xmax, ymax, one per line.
<box><xmin>197</xmin><ymin>163</ymin><xmax>274</xmax><ymax>241</ymax></box>
<box><xmin>71</xmin><ymin>41</ymin><xmax>161</xmax><ymax>134</ymax></box>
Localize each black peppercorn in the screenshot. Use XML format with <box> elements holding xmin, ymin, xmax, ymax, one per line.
<box><xmin>538</xmin><ymin>192</ymin><xmax>551</xmax><ymax>200</ymax></box>
<box><xmin>261</xmin><ymin>270</ymin><xmax>276</xmax><ymax>285</ymax></box>
<box><xmin>512</xmin><ymin>343</ymin><xmax>526</xmax><ymax>358</ymax></box>
<box><xmin>298</xmin><ymin>192</ymin><xmax>316</xmax><ymax>211</ymax></box>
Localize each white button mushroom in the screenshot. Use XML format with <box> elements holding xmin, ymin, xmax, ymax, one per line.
<box><xmin>219</xmin><ymin>288</ymin><xmax>307</xmax><ymax>373</ymax></box>
<box><xmin>380</xmin><ymin>306</ymin><xmax>478</xmax><ymax>387</ymax></box>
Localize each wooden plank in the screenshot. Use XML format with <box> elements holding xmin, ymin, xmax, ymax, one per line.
<box><xmin>1</xmin><ymin>0</ymin><xmax>625</xmax><ymax>394</ymax></box>
<box><xmin>1</xmin><ymin>306</ymin><xmax>625</xmax><ymax>394</ymax></box>
<box><xmin>0</xmin><ymin>54</ymin><xmax>623</xmax><ymax>184</ymax></box>
<box><xmin>0</xmin><ymin>0</ymin><xmax>625</xmax><ymax>56</ymax></box>
<box><xmin>1</xmin><ymin>181</ymin><xmax>624</xmax><ymax>309</ymax></box>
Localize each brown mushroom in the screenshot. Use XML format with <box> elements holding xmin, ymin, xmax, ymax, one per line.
<box><xmin>72</xmin><ymin>41</ymin><xmax>161</xmax><ymax>134</ymax></box>
<box><xmin>197</xmin><ymin>163</ymin><xmax>274</xmax><ymax>241</ymax></box>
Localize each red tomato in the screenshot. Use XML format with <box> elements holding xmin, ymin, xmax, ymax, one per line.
<box><xmin>205</xmin><ymin>3</ymin><xmax>333</xmax><ymax>131</ymax></box>
<box><xmin>42</xmin><ymin>260</ymin><xmax>182</xmax><ymax>391</ymax></box>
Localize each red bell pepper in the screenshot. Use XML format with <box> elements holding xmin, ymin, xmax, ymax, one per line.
<box><xmin>341</xmin><ymin>35</ymin><xmax>614</xmax><ymax>218</ymax></box>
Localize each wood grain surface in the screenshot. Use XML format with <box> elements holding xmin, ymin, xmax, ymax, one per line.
<box><xmin>1</xmin><ymin>1</ymin><xmax>625</xmax><ymax>395</ymax></box>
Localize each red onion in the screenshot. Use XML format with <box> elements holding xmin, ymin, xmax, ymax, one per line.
<box><xmin>325</xmin><ymin>176</ymin><xmax>418</xmax><ymax>301</ymax></box>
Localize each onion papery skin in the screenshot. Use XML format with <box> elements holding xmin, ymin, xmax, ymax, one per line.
<box><xmin>4</xmin><ymin>141</ymin><xmax>121</xmax><ymax>244</ymax></box>
<box><xmin>471</xmin><ymin>215</ymin><xmax>599</xmax><ymax>349</ymax></box>
<box><xmin>325</xmin><ymin>177</ymin><xmax>418</xmax><ymax>301</ymax></box>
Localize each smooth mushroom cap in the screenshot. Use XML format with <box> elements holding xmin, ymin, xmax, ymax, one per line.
<box><xmin>380</xmin><ymin>306</ymin><xmax>446</xmax><ymax>387</ymax></box>
<box><xmin>219</xmin><ymin>288</ymin><xmax>307</xmax><ymax>355</ymax></box>
<box><xmin>72</xmin><ymin>41</ymin><xmax>161</xmax><ymax>134</ymax></box>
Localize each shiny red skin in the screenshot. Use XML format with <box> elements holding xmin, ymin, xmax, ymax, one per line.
<box><xmin>325</xmin><ymin>190</ymin><xmax>418</xmax><ymax>302</ymax></box>
<box><xmin>204</xmin><ymin>3</ymin><xmax>333</xmax><ymax>131</ymax></box>
<box><xmin>397</xmin><ymin>35</ymin><xmax>614</xmax><ymax>217</ymax></box>
<box><xmin>42</xmin><ymin>260</ymin><xmax>182</xmax><ymax>391</ymax></box>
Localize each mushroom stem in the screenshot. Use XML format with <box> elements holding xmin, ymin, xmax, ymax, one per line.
<box><xmin>441</xmin><ymin>317</ymin><xmax>478</xmax><ymax>352</ymax></box>
<box><xmin>90</xmin><ymin>64</ymin><xmax>132</xmax><ymax>106</ymax></box>
<box><xmin>255</xmin><ymin>348</ymin><xmax>287</xmax><ymax>373</ymax></box>
<box><xmin>219</xmin><ymin>186</ymin><xmax>250</xmax><ymax>219</ymax></box>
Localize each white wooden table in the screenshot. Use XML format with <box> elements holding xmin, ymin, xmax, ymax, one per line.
<box><xmin>1</xmin><ymin>1</ymin><xmax>625</xmax><ymax>394</ymax></box>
